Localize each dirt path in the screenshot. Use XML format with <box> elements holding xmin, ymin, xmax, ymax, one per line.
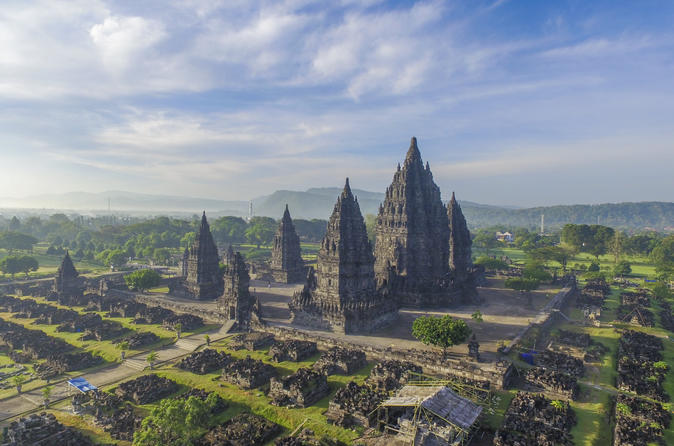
<box><xmin>0</xmin><ymin>323</ymin><xmax>232</xmax><ymax>424</ymax></box>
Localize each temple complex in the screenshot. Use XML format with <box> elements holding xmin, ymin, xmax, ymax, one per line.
<box><xmin>271</xmin><ymin>205</ymin><xmax>305</xmax><ymax>283</ymax></box>
<box><xmin>219</xmin><ymin>251</ymin><xmax>254</xmax><ymax>329</ymax></box>
<box><xmin>53</xmin><ymin>251</ymin><xmax>82</xmax><ymax>296</ymax></box>
<box><xmin>171</xmin><ymin>212</ymin><xmax>223</xmax><ymax>300</ymax></box>
<box><xmin>290</xmin><ymin>179</ymin><xmax>397</xmax><ymax>334</ymax></box>
<box><xmin>374</xmin><ymin>137</ymin><xmax>452</xmax><ymax>306</ymax></box>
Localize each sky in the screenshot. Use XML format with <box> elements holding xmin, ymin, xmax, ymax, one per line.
<box><xmin>0</xmin><ymin>0</ymin><xmax>673</xmax><ymax>207</ymax></box>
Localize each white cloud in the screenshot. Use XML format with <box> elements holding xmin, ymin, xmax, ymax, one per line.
<box><xmin>90</xmin><ymin>16</ymin><xmax>167</xmax><ymax>73</ymax></box>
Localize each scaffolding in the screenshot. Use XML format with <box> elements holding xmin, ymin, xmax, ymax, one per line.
<box><xmin>374</xmin><ymin>375</ymin><xmax>497</xmax><ymax>446</ymax></box>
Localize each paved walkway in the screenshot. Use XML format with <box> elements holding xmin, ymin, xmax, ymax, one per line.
<box><xmin>0</xmin><ymin>322</ymin><xmax>233</xmax><ymax>423</ymax></box>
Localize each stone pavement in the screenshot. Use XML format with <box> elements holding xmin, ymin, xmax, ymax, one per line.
<box><xmin>0</xmin><ymin>322</ymin><xmax>233</xmax><ymax>423</ymax></box>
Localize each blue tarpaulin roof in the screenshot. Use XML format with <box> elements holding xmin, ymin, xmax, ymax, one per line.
<box><xmin>67</xmin><ymin>377</ymin><xmax>97</xmax><ymax>393</ymax></box>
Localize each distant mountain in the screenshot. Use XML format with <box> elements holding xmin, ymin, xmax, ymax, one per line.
<box><xmin>1</xmin><ymin>190</ymin><xmax>671</xmax><ymax>231</ymax></box>
<box><xmin>0</xmin><ymin>191</ymin><xmax>249</xmax><ymax>215</ymax></box>
<box><xmin>252</xmin><ymin>188</ymin><xmax>385</xmax><ymax>219</ymax></box>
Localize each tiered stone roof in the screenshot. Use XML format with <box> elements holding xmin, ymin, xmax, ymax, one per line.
<box><xmin>374</xmin><ymin>137</ymin><xmax>451</xmax><ymax>306</ymax></box>
<box><xmin>219</xmin><ymin>251</ymin><xmax>254</xmax><ymax>329</ymax></box>
<box><xmin>184</xmin><ymin>212</ymin><xmax>223</xmax><ymax>299</ymax></box>
<box><xmin>290</xmin><ymin>179</ymin><xmax>397</xmax><ymax>334</ymax></box>
<box><xmin>271</xmin><ymin>205</ymin><xmax>305</xmax><ymax>283</ymax></box>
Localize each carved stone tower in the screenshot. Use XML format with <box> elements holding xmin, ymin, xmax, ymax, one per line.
<box><xmin>219</xmin><ymin>252</ymin><xmax>254</xmax><ymax>329</ymax></box>
<box><xmin>448</xmin><ymin>192</ymin><xmax>477</xmax><ymax>301</ymax></box>
<box><xmin>54</xmin><ymin>251</ymin><xmax>82</xmax><ymax>296</ymax></box>
<box><xmin>374</xmin><ymin>137</ymin><xmax>451</xmax><ymax>306</ymax></box>
<box><xmin>184</xmin><ymin>212</ymin><xmax>223</xmax><ymax>299</ymax></box>
<box><xmin>271</xmin><ymin>205</ymin><xmax>305</xmax><ymax>283</ymax></box>
<box><xmin>290</xmin><ymin>179</ymin><xmax>397</xmax><ymax>334</ymax></box>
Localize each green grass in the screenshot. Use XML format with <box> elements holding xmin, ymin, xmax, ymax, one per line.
<box><xmin>147</xmin><ymin>286</ymin><xmax>169</xmax><ymax>293</ymax></box>
<box><xmin>93</xmin><ymin>339</ymin><xmax>372</xmax><ymax>445</ymax></box>
<box><xmin>569</xmin><ymin>384</ymin><xmax>614</xmax><ymax>446</ymax></box>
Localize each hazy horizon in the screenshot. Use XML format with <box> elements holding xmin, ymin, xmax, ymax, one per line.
<box><xmin>1</xmin><ymin>1</ymin><xmax>673</xmax><ymax>207</ymax></box>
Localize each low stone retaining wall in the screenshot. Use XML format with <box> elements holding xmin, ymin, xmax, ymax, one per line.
<box><xmin>504</xmin><ymin>280</ymin><xmax>577</xmax><ymax>354</ymax></box>
<box><xmin>257</xmin><ymin>323</ymin><xmax>513</xmax><ymax>390</ymax></box>
<box><xmin>134</xmin><ymin>294</ymin><xmax>226</xmax><ymax>324</ymax></box>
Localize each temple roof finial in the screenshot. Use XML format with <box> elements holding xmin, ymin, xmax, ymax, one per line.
<box><xmin>405</xmin><ymin>136</ymin><xmax>422</xmax><ymax>164</ymax></box>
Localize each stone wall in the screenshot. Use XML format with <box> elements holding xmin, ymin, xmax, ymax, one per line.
<box><xmin>503</xmin><ymin>280</ymin><xmax>577</xmax><ymax>355</ymax></box>
<box><xmin>255</xmin><ymin>323</ymin><xmax>513</xmax><ymax>390</ymax></box>
<box><xmin>134</xmin><ymin>293</ymin><xmax>225</xmax><ymax>323</ymax></box>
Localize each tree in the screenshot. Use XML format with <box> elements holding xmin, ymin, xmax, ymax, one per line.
<box><xmin>12</xmin><ymin>375</ymin><xmax>26</xmax><ymax>393</ymax></box>
<box><xmin>42</xmin><ymin>386</ymin><xmax>53</xmax><ymax>408</ymax></box>
<box><xmin>522</xmin><ymin>262</ymin><xmax>552</xmax><ymax>282</ymax></box>
<box><xmin>610</xmin><ymin>232</ymin><xmax>624</xmax><ymax>263</ymax></box>
<box><xmin>17</xmin><ymin>255</ymin><xmax>38</xmax><ymax>278</ymax></box>
<box><xmin>8</xmin><ymin>216</ymin><xmax>21</xmax><ymax>231</ymax></box>
<box><xmin>146</xmin><ymin>351</ymin><xmax>158</xmax><ymax>370</ymax></box>
<box><xmin>0</xmin><ymin>256</ymin><xmax>21</xmax><ymax>278</ymax></box>
<box><xmin>473</xmin><ymin>231</ymin><xmax>498</xmax><ymax>255</ymax></box>
<box><xmin>613</xmin><ymin>261</ymin><xmax>632</xmax><ymax>278</ymax></box>
<box><xmin>0</xmin><ymin>231</ymin><xmax>38</xmax><ymax>252</ymax></box>
<box><xmin>412</xmin><ymin>315</ymin><xmax>471</xmax><ymax>356</ymax></box>
<box><xmin>505</xmin><ymin>277</ymin><xmax>540</xmax><ymax>306</ymax></box>
<box><xmin>125</xmin><ymin>269</ymin><xmax>161</xmax><ymax>292</ymax></box>
<box><xmin>650</xmin><ymin>236</ymin><xmax>674</xmax><ymax>279</ymax></box>
<box><xmin>175</xmin><ymin>322</ymin><xmax>182</xmax><ymax>340</ymax></box>
<box><xmin>651</xmin><ymin>282</ymin><xmax>672</xmax><ymax>301</ymax></box>
<box><xmin>471</xmin><ymin>310</ymin><xmax>483</xmax><ymax>323</ymax></box>
<box><xmin>133</xmin><ymin>394</ymin><xmax>219</xmax><ymax>446</ymax></box>
<box><xmin>210</xmin><ymin>216</ymin><xmax>248</xmax><ymax>244</ymax></box>
<box><xmin>204</xmin><ymin>334</ymin><xmax>210</xmax><ymax>346</ymax></box>
<box><xmin>530</xmin><ymin>246</ymin><xmax>573</xmax><ymax>273</ymax></box>
<box><xmin>588</xmin><ymin>261</ymin><xmax>600</xmax><ymax>272</ymax></box>
<box><xmin>474</xmin><ymin>256</ymin><xmax>508</xmax><ymax>271</ymax></box>
<box><xmin>152</xmin><ymin>248</ymin><xmax>172</xmax><ymax>265</ymax></box>
<box><xmin>245</xmin><ymin>217</ymin><xmax>276</xmax><ymax>248</ymax></box>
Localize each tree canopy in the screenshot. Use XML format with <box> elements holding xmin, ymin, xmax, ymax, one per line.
<box><xmin>124</xmin><ymin>269</ymin><xmax>161</xmax><ymax>292</ymax></box>
<box><xmin>133</xmin><ymin>394</ymin><xmax>219</xmax><ymax>446</ymax></box>
<box><xmin>411</xmin><ymin>315</ymin><xmax>471</xmax><ymax>353</ymax></box>
<box><xmin>650</xmin><ymin>236</ymin><xmax>674</xmax><ymax>279</ymax></box>
<box><xmin>0</xmin><ymin>231</ymin><xmax>38</xmax><ymax>252</ymax></box>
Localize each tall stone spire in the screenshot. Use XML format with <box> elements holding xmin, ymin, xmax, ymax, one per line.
<box><xmin>290</xmin><ymin>179</ymin><xmax>397</xmax><ymax>334</ymax></box>
<box><xmin>271</xmin><ymin>204</ymin><xmax>305</xmax><ymax>283</ymax></box>
<box><xmin>448</xmin><ymin>192</ymin><xmax>474</xmax><ymax>288</ymax></box>
<box><xmin>219</xmin><ymin>251</ymin><xmax>254</xmax><ymax>329</ymax></box>
<box><xmin>54</xmin><ymin>251</ymin><xmax>82</xmax><ymax>296</ymax></box>
<box><xmin>374</xmin><ymin>137</ymin><xmax>450</xmax><ymax>306</ymax></box>
<box><xmin>184</xmin><ymin>211</ymin><xmax>223</xmax><ymax>299</ymax></box>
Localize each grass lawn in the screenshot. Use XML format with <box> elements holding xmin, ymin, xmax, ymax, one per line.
<box><xmin>90</xmin><ymin>337</ymin><xmax>374</xmax><ymax>445</ymax></box>
<box><xmin>569</xmin><ymin>384</ymin><xmax>614</xmax><ymax>446</ymax></box>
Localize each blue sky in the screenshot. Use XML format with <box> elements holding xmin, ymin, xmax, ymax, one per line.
<box><xmin>0</xmin><ymin>0</ymin><xmax>672</xmax><ymax>207</ymax></box>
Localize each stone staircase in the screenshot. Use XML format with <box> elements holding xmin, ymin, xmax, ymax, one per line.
<box><xmin>123</xmin><ymin>358</ymin><xmax>147</xmax><ymax>371</ymax></box>
<box><xmin>175</xmin><ymin>338</ymin><xmax>204</xmax><ymax>351</ymax></box>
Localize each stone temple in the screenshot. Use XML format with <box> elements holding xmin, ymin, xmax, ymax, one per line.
<box><xmin>374</xmin><ymin>137</ymin><xmax>477</xmax><ymax>306</ymax></box>
<box><xmin>53</xmin><ymin>251</ymin><xmax>82</xmax><ymax>296</ymax></box>
<box><xmin>171</xmin><ymin>212</ymin><xmax>223</xmax><ymax>300</ymax></box>
<box><xmin>270</xmin><ymin>205</ymin><xmax>305</xmax><ymax>283</ymax></box>
<box><xmin>290</xmin><ymin>179</ymin><xmax>398</xmax><ymax>334</ymax></box>
<box><xmin>219</xmin><ymin>251</ymin><xmax>254</xmax><ymax>329</ymax></box>
<box><xmin>448</xmin><ymin>192</ymin><xmax>479</xmax><ymax>301</ymax></box>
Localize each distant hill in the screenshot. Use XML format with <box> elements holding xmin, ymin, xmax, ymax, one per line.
<box><xmin>1</xmin><ymin>190</ymin><xmax>671</xmax><ymax>231</ymax></box>
<box><xmin>460</xmin><ymin>201</ymin><xmax>674</xmax><ymax>231</ymax></box>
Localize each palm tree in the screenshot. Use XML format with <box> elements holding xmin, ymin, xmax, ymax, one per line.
<box><xmin>12</xmin><ymin>375</ymin><xmax>26</xmax><ymax>394</ymax></box>
<box><xmin>146</xmin><ymin>351</ymin><xmax>158</xmax><ymax>370</ymax></box>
